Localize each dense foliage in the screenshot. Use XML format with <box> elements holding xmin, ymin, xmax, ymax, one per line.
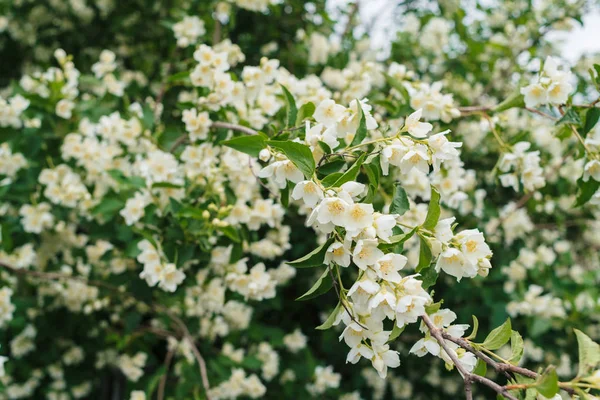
<box><xmin>1</xmin><ymin>1</ymin><xmax>600</xmax><ymax>399</ymax></box>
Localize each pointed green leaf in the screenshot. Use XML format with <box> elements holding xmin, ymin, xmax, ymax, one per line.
<box><xmin>280</xmin><ymin>84</ymin><xmax>298</xmax><ymax>128</ymax></box>
<box><xmin>473</xmin><ymin>359</ymin><xmax>487</xmax><ymax>376</ymax></box>
<box><xmin>296</xmin><ymin>268</ymin><xmax>333</xmax><ymax>301</ymax></box>
<box><xmin>349</xmin><ymin>100</ymin><xmax>368</xmax><ymax>146</ymax></box>
<box><xmin>556</xmin><ymin>108</ymin><xmax>582</xmax><ymax>126</ymax></box>
<box><xmin>574</xmin><ymin>328</ymin><xmax>600</xmax><ymax>378</ymax></box>
<box><xmin>390</xmin><ymin>183</ymin><xmax>410</xmax><ymax>216</ymax></box>
<box><xmin>422</xmin><ymin>186</ymin><xmax>441</xmax><ymax>231</ymax></box>
<box><xmin>387</xmin><ymin>323</ymin><xmax>406</xmax><ymax>343</ymax></box>
<box><xmin>384</xmin><ymin>73</ymin><xmax>410</xmax><ymax>103</ymax></box>
<box><xmin>266</xmin><ymin>140</ymin><xmax>315</xmax><ymax>178</ymax></box>
<box><xmin>508</xmin><ymin>330</ymin><xmax>524</xmax><ymax>364</ymax></box>
<box><xmin>296</xmin><ymin>102</ymin><xmax>316</xmax><ymax>125</ymax></box>
<box><xmin>419</xmin><ymin>265</ymin><xmax>438</xmax><ymax>289</ymax></box>
<box><xmin>536</xmin><ymin>367</ymin><xmax>559</xmax><ymax>398</ymax></box>
<box><xmin>332</xmin><ymin>153</ymin><xmax>366</xmax><ymax>187</ymax></box>
<box><xmin>415</xmin><ymin>236</ymin><xmax>432</xmax><ymax>273</ymax></box>
<box><xmin>481</xmin><ymin>319</ymin><xmax>512</xmax><ymax>350</ymax></box>
<box><xmin>466</xmin><ymin>316</ymin><xmax>479</xmax><ymax>340</ymax></box>
<box><xmin>574</xmin><ymin>177</ymin><xmax>600</xmax><ymax>207</ymax></box>
<box><xmin>583</xmin><ymin>107</ymin><xmax>600</xmax><ymax>135</ymax></box>
<box><xmin>493</xmin><ymin>91</ymin><xmax>525</xmax><ymax>113</ymax></box>
<box><xmin>222</xmin><ymin>135</ymin><xmax>266</xmax><ymax>157</ymax></box>
<box><xmin>288</xmin><ymin>237</ymin><xmax>335</xmax><ymax>268</ymax></box>
<box><xmin>316</xmin><ymin>302</ymin><xmax>342</xmax><ymax>330</ymax></box>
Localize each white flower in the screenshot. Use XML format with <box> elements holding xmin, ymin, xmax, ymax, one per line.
<box><xmin>291</xmin><ymin>181</ymin><xmax>323</xmax><ymax>207</ymax></box>
<box><xmin>400</xmin><ymin>143</ymin><xmax>430</xmax><ymax>175</ymax></box>
<box><xmin>347</xmin><ymin>276</ymin><xmax>380</xmax><ymax>304</ymax></box>
<box><xmin>313</xmin><ymin>99</ymin><xmax>346</xmax><ymax>128</ymax></box>
<box><xmin>409</xmin><ymin>337</ymin><xmax>440</xmax><ymax>357</ymax></box>
<box><xmin>373</xmin><ymin>213</ymin><xmax>396</xmax><ymax>241</ymax></box>
<box><xmin>159</xmin><ymin>263</ymin><xmax>186</xmax><ymax>292</ymax></box>
<box><xmin>520</xmin><ymin>83</ymin><xmax>548</xmax><ymax>108</ymax></box>
<box><xmin>324</xmin><ymin>242</ymin><xmax>351</xmax><ymax>267</ymax></box>
<box><xmin>56</xmin><ymin>99</ymin><xmax>75</xmax><ymax>119</ymax></box>
<box><xmin>435</xmin><ymin>248</ymin><xmax>478</xmax><ymax>281</ymax></box>
<box><xmin>405</xmin><ymin>109</ymin><xmax>433</xmax><ymax>138</ymax></box>
<box><xmin>343</xmin><ymin>203</ymin><xmax>374</xmax><ymax>232</ymax></box>
<box><xmin>583</xmin><ymin>160</ymin><xmax>600</xmax><ymax>182</ymax></box>
<box><xmin>317</xmin><ymin>197</ymin><xmax>349</xmax><ymax>226</ymax></box>
<box><xmin>373</xmin><ymin>253</ymin><xmax>406</xmax><ymax>283</ymax></box>
<box><xmin>370</xmin><ymin>344</ymin><xmax>400</xmax><ymax>379</ymax></box>
<box><xmin>258</xmin><ymin>161</ymin><xmax>304</xmax><ymax>188</ymax></box>
<box><xmin>352</xmin><ymin>239</ymin><xmax>384</xmax><ymax>270</ymax></box>
<box><xmin>395</xmin><ymin>295</ymin><xmax>428</xmax><ymax>327</ymax></box>
<box><xmin>455</xmin><ymin>229</ymin><xmax>492</xmax><ymax>264</ymax></box>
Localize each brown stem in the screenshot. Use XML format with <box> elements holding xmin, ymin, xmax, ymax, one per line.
<box><xmin>157</xmin><ymin>347</ymin><xmax>176</xmax><ymax>400</ymax></box>
<box><xmin>421</xmin><ymin>314</ymin><xmax>518</xmax><ymax>400</ymax></box>
<box><xmin>0</xmin><ymin>261</ymin><xmax>213</xmax><ymax>399</ymax></box>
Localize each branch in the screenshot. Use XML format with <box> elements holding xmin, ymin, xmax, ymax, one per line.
<box><xmin>342</xmin><ymin>1</ymin><xmax>360</xmax><ymax>38</ymax></box>
<box><xmin>421</xmin><ymin>314</ymin><xmax>518</xmax><ymax>400</ymax></box>
<box><xmin>0</xmin><ymin>261</ymin><xmax>213</xmax><ymax>399</ymax></box>
<box><xmin>157</xmin><ymin>347</ymin><xmax>176</xmax><ymax>400</ymax></box>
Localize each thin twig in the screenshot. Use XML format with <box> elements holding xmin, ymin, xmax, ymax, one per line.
<box><xmin>157</xmin><ymin>347</ymin><xmax>176</xmax><ymax>400</ymax></box>
<box><xmin>327</xmin><ymin>265</ymin><xmax>367</xmax><ymax>330</ymax></box>
<box><xmin>421</xmin><ymin>314</ymin><xmax>518</xmax><ymax>400</ymax></box>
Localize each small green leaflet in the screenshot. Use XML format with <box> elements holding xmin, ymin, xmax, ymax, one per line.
<box><xmin>536</xmin><ymin>367</ymin><xmax>559</xmax><ymax>398</ymax></box>
<box><xmin>384</xmin><ymin>73</ymin><xmax>410</xmax><ymax>103</ymax></box>
<box><xmin>331</xmin><ymin>153</ymin><xmax>366</xmax><ymax>187</ymax></box>
<box><xmin>556</xmin><ymin>108</ymin><xmax>582</xmax><ymax>126</ymax></box>
<box><xmin>480</xmin><ymin>318</ymin><xmax>512</xmax><ymax>350</ymax></box>
<box><xmin>473</xmin><ymin>359</ymin><xmax>487</xmax><ymax>376</ymax></box>
<box><xmin>349</xmin><ymin>100</ymin><xmax>368</xmax><ymax>147</ymax></box>
<box><xmin>574</xmin><ymin>328</ymin><xmax>600</xmax><ymax>378</ymax></box>
<box><xmin>508</xmin><ymin>330</ymin><xmax>524</xmax><ymax>364</ymax></box>
<box><xmin>221</xmin><ymin>135</ymin><xmax>267</xmax><ymax>157</ymax></box>
<box><xmin>574</xmin><ymin>177</ymin><xmax>600</xmax><ymax>207</ymax></box>
<box><xmin>390</xmin><ymin>183</ymin><xmax>410</xmax><ymax>216</ymax></box>
<box><xmin>492</xmin><ymin>91</ymin><xmax>525</xmax><ymax>113</ymax></box>
<box><xmin>422</xmin><ymin>186</ymin><xmax>441</xmax><ymax>231</ymax></box>
<box><xmin>266</xmin><ymin>140</ymin><xmax>315</xmax><ymax>178</ymax></box>
<box><xmin>287</xmin><ymin>237</ymin><xmax>335</xmax><ymax>268</ymax></box>
<box><xmin>387</xmin><ymin>323</ymin><xmax>405</xmax><ymax>343</ymax></box>
<box><xmin>465</xmin><ymin>315</ymin><xmax>479</xmax><ymax>340</ymax></box>
<box><xmin>415</xmin><ymin>236</ymin><xmax>432</xmax><ymax>273</ymax></box>
<box><xmin>296</xmin><ymin>268</ymin><xmax>333</xmax><ymax>301</ymax></box>
<box><xmin>296</xmin><ymin>102</ymin><xmax>315</xmax><ymax>126</ymax></box>
<box><xmin>583</xmin><ymin>107</ymin><xmax>600</xmax><ymax>135</ymax></box>
<box><xmin>280</xmin><ymin>84</ymin><xmax>298</xmax><ymax>128</ymax></box>
<box><xmin>419</xmin><ymin>266</ymin><xmax>438</xmax><ymax>289</ymax></box>
<box><xmin>316</xmin><ymin>302</ymin><xmax>341</xmax><ymax>330</ymax></box>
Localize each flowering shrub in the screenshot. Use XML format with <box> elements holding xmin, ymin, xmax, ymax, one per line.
<box><xmin>1</xmin><ymin>1</ymin><xmax>600</xmax><ymax>399</ymax></box>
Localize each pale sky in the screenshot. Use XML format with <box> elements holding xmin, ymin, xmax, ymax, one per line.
<box><xmin>327</xmin><ymin>0</ymin><xmax>600</xmax><ymax>64</ymax></box>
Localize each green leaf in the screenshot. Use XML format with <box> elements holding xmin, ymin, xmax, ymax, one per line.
<box><xmin>508</xmin><ymin>330</ymin><xmax>524</xmax><ymax>364</ymax></box>
<box><xmin>107</xmin><ymin>169</ymin><xmax>146</xmax><ymax>189</ymax></box>
<box><xmin>217</xmin><ymin>225</ymin><xmax>241</xmax><ymax>243</ymax></box>
<box><xmin>422</xmin><ymin>186</ymin><xmax>441</xmax><ymax>231</ymax></box>
<box><xmin>574</xmin><ymin>176</ymin><xmax>600</xmax><ymax>207</ymax></box>
<box><xmin>466</xmin><ymin>316</ymin><xmax>479</xmax><ymax>340</ymax></box>
<box><xmin>473</xmin><ymin>359</ymin><xmax>487</xmax><ymax>376</ymax></box>
<box><xmin>415</xmin><ymin>236</ymin><xmax>432</xmax><ymax>273</ymax></box>
<box><xmin>583</xmin><ymin>108</ymin><xmax>600</xmax><ymax>135</ymax></box>
<box><xmin>317</xmin><ymin>140</ymin><xmax>332</xmax><ymax>154</ymax></box>
<box><xmin>280</xmin><ymin>84</ymin><xmax>298</xmax><ymax>128</ymax></box>
<box><xmin>316</xmin><ymin>302</ymin><xmax>341</xmax><ymax>330</ymax></box>
<box><xmin>296</xmin><ymin>268</ymin><xmax>333</xmax><ymax>301</ymax></box>
<box><xmin>280</xmin><ymin>181</ymin><xmax>290</xmax><ymax>208</ymax></box>
<box><xmin>1</xmin><ymin>224</ymin><xmax>13</xmax><ymax>252</ymax></box>
<box><xmin>321</xmin><ymin>172</ymin><xmax>344</xmax><ymax>187</ymax></box>
<box><xmin>318</xmin><ymin>159</ymin><xmax>345</xmax><ymax>175</ymax></box>
<box><xmin>152</xmin><ymin>182</ymin><xmax>184</xmax><ymax>189</ymax></box>
<box><xmin>266</xmin><ymin>140</ymin><xmax>315</xmax><ymax>179</ymax></box>
<box><xmin>349</xmin><ymin>100</ymin><xmax>368</xmax><ymax>147</ymax></box>
<box><xmin>384</xmin><ymin>73</ymin><xmax>410</xmax><ymax>103</ymax></box>
<box><xmin>331</xmin><ymin>153</ymin><xmax>366</xmax><ymax>187</ymax></box>
<box><xmin>481</xmin><ymin>319</ymin><xmax>512</xmax><ymax>350</ymax></box>
<box><xmin>419</xmin><ymin>265</ymin><xmax>438</xmax><ymax>289</ymax></box>
<box><xmin>536</xmin><ymin>367</ymin><xmax>559</xmax><ymax>398</ymax></box>
<box><xmin>92</xmin><ymin>197</ymin><xmax>125</xmax><ymax>219</ymax></box>
<box><xmin>556</xmin><ymin>108</ymin><xmax>582</xmax><ymax>126</ymax></box>
<box><xmin>287</xmin><ymin>237</ymin><xmax>335</xmax><ymax>268</ymax></box>
<box><xmin>378</xmin><ymin>227</ymin><xmax>417</xmax><ymax>251</ymax></box>
<box><xmin>387</xmin><ymin>323</ymin><xmax>406</xmax><ymax>343</ymax></box>
<box><xmin>296</xmin><ymin>102</ymin><xmax>316</xmax><ymax>125</ymax></box>
<box><xmin>222</xmin><ymin>135</ymin><xmax>266</xmax><ymax>157</ymax></box>
<box><xmin>390</xmin><ymin>183</ymin><xmax>410</xmax><ymax>216</ymax></box>
<box><xmin>574</xmin><ymin>328</ymin><xmax>600</xmax><ymax>378</ymax></box>
<box><xmin>167</xmin><ymin>70</ymin><xmax>190</xmax><ymax>83</ymax></box>
<box><xmin>492</xmin><ymin>91</ymin><xmax>525</xmax><ymax>113</ymax></box>
<box><xmin>424</xmin><ymin>300</ymin><xmax>443</xmax><ymax>314</ymax></box>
